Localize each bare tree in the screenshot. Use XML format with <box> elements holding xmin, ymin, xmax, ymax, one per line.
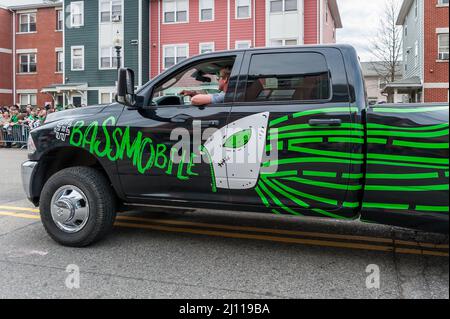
<box><xmin>370</xmin><ymin>0</ymin><xmax>402</xmax><ymax>103</ymax></box>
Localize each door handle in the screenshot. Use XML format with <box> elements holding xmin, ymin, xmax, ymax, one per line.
<box><xmin>171</xmin><ymin>114</ymin><xmax>192</xmax><ymax>123</ymax></box>
<box><xmin>201</xmin><ymin>120</ymin><xmax>220</xmax><ymax>128</ymax></box>
<box><xmin>308</xmin><ymin>119</ymin><xmax>342</xmax><ymax>127</ymax></box>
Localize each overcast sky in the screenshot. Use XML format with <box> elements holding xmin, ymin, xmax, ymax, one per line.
<box><xmin>1</xmin><ymin>0</ymin><xmax>402</xmax><ymax>61</ymax></box>
<box><xmin>337</xmin><ymin>0</ymin><xmax>402</xmax><ymax>61</ymax></box>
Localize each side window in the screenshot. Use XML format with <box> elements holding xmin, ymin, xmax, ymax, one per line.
<box><xmin>244</xmin><ymin>52</ymin><xmax>331</xmax><ymax>102</ymax></box>
<box><xmin>152</xmin><ymin>57</ymin><xmax>236</xmax><ymax>106</ymax></box>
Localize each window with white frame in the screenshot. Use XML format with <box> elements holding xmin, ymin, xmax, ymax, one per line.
<box><xmin>100</xmin><ymin>91</ymin><xmax>115</xmax><ymax>104</ymax></box>
<box><xmin>56</xmin><ymin>9</ymin><xmax>63</xmax><ymax>31</ymax></box>
<box><xmin>438</xmin><ymin>0</ymin><xmax>449</xmax><ymax>5</ymax></box>
<box><xmin>100</xmin><ymin>0</ymin><xmax>122</xmax><ymax>23</ymax></box>
<box><xmin>199</xmin><ymin>0</ymin><xmax>214</xmax><ymax>21</ymax></box>
<box><xmin>270</xmin><ymin>39</ymin><xmax>283</xmax><ymax>46</ymax></box>
<box><xmin>285</xmin><ymin>39</ymin><xmax>297</xmax><ymax>46</ymax></box>
<box><xmin>270</xmin><ymin>0</ymin><xmax>297</xmax><ymax>13</ymax></box>
<box><xmin>71</xmin><ymin>46</ymin><xmax>84</xmax><ymax>71</ymax></box>
<box><xmin>438</xmin><ymin>33</ymin><xmax>449</xmax><ymax>60</ymax></box>
<box><xmin>236</xmin><ymin>0</ymin><xmax>251</xmax><ymax>19</ymax></box>
<box><xmin>404</xmin><ymin>52</ymin><xmax>408</xmax><ymax>72</ymax></box>
<box><xmin>270</xmin><ymin>39</ymin><xmax>297</xmax><ymax>47</ymax></box>
<box><xmin>100</xmin><ymin>47</ymin><xmax>120</xmax><ymax>69</ymax></box>
<box><xmin>414</xmin><ymin>40</ymin><xmax>419</xmax><ymax>67</ymax></box>
<box><xmin>19</xmin><ymin>53</ymin><xmax>37</xmax><ymax>73</ymax></box>
<box><xmin>71</xmin><ymin>1</ymin><xmax>84</xmax><ymax>27</ymax></box>
<box><xmin>20</xmin><ymin>94</ymin><xmax>37</xmax><ymax>106</ymax></box>
<box><xmin>235</xmin><ymin>40</ymin><xmax>251</xmax><ymax>49</ymax></box>
<box><xmin>56</xmin><ymin>50</ymin><xmax>64</xmax><ymax>72</ymax></box>
<box><xmin>163</xmin><ymin>0</ymin><xmax>188</xmax><ymax>23</ymax></box>
<box><xmin>163</xmin><ymin>44</ymin><xmax>188</xmax><ymax>69</ymax></box>
<box><xmin>19</xmin><ymin>13</ymin><xmax>36</xmax><ymax>33</ymax></box>
<box><xmin>199</xmin><ymin>42</ymin><xmax>214</xmax><ymax>54</ymax></box>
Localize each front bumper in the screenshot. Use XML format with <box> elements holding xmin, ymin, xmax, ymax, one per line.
<box><xmin>21</xmin><ymin>161</ymin><xmax>38</xmax><ymax>200</ymax></box>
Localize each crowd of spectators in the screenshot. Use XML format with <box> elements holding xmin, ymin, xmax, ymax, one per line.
<box><xmin>0</xmin><ymin>103</ymin><xmax>73</xmax><ymax>148</ymax></box>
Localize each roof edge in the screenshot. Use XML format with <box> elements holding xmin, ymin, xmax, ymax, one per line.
<box><xmin>8</xmin><ymin>2</ymin><xmax>62</xmax><ymax>11</ymax></box>
<box><xmin>328</xmin><ymin>0</ymin><xmax>343</xmax><ymax>29</ymax></box>
<box><xmin>396</xmin><ymin>0</ymin><xmax>414</xmax><ymax>25</ymax></box>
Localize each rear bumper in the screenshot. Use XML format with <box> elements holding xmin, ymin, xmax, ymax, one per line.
<box><xmin>21</xmin><ymin>161</ymin><xmax>38</xmax><ymax>201</ymax></box>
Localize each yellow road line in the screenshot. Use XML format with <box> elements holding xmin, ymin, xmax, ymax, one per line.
<box><xmin>115</xmin><ymin>221</ymin><xmax>395</xmax><ymax>252</ymax></box>
<box><xmin>0</xmin><ymin>209</ymin><xmax>447</xmax><ymax>256</ymax></box>
<box><xmin>395</xmin><ymin>248</ymin><xmax>449</xmax><ymax>257</ymax></box>
<box><xmin>115</xmin><ymin>222</ymin><xmax>448</xmax><ymax>257</ymax></box>
<box><xmin>115</xmin><ymin>215</ymin><xmax>449</xmax><ymax>249</ymax></box>
<box><xmin>0</xmin><ymin>211</ymin><xmax>40</xmax><ymax>220</ymax></box>
<box><xmin>0</xmin><ymin>206</ymin><xmax>39</xmax><ymax>213</ymax></box>
<box><xmin>116</xmin><ymin>215</ymin><xmax>397</xmax><ymax>243</ymax></box>
<box><xmin>0</xmin><ymin>205</ymin><xmax>448</xmax><ymax>250</ymax></box>
<box><xmin>395</xmin><ymin>239</ymin><xmax>449</xmax><ymax>250</ymax></box>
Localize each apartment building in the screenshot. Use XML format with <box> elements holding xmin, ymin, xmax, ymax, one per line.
<box><xmin>387</xmin><ymin>0</ymin><xmax>449</xmax><ymax>102</ymax></box>
<box><xmin>150</xmin><ymin>0</ymin><xmax>342</xmax><ymax>77</ymax></box>
<box><xmin>63</xmin><ymin>0</ymin><xmax>341</xmax><ymax>105</ymax></box>
<box><xmin>62</xmin><ymin>0</ymin><xmax>150</xmax><ymax>106</ymax></box>
<box><xmin>361</xmin><ymin>62</ymin><xmax>403</xmax><ymax>104</ymax></box>
<box><xmin>0</xmin><ymin>7</ymin><xmax>13</xmax><ymax>106</ymax></box>
<box><xmin>4</xmin><ymin>2</ymin><xmax>64</xmax><ymax>107</ymax></box>
<box><xmin>1</xmin><ymin>0</ymin><xmax>342</xmax><ymax>107</ymax></box>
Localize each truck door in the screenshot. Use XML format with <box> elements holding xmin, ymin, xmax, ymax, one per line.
<box><xmin>225</xmin><ymin>48</ymin><xmax>359</xmax><ymax>218</ymax></box>
<box><xmin>115</xmin><ymin>53</ymin><xmax>243</xmax><ymax>204</ymax></box>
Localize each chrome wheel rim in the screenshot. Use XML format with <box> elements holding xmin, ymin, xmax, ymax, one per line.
<box><xmin>50</xmin><ymin>185</ymin><xmax>90</xmax><ymax>233</ymax></box>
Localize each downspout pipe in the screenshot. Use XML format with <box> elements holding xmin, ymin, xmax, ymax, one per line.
<box><xmin>10</xmin><ymin>8</ymin><xmax>16</xmax><ymax>105</ymax></box>
<box><xmin>227</xmin><ymin>0</ymin><xmax>230</xmax><ymax>50</ymax></box>
<box><xmin>138</xmin><ymin>0</ymin><xmax>143</xmax><ymax>87</ymax></box>
<box><xmin>253</xmin><ymin>0</ymin><xmax>256</xmax><ymax>47</ymax></box>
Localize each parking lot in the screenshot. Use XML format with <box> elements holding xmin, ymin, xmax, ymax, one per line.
<box><xmin>0</xmin><ymin>148</ymin><xmax>448</xmax><ymax>299</ymax></box>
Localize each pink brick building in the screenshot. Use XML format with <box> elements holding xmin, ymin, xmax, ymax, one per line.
<box><xmin>0</xmin><ymin>2</ymin><xmax>63</xmax><ymax>108</ymax></box>
<box><xmin>392</xmin><ymin>0</ymin><xmax>449</xmax><ymax>103</ymax></box>
<box><xmin>13</xmin><ymin>3</ymin><xmax>64</xmax><ymax>107</ymax></box>
<box><xmin>423</xmin><ymin>0</ymin><xmax>449</xmax><ymax>102</ymax></box>
<box><xmin>150</xmin><ymin>0</ymin><xmax>342</xmax><ymax>77</ymax></box>
<box><xmin>1</xmin><ymin>0</ymin><xmax>342</xmax><ymax>106</ymax></box>
<box><xmin>0</xmin><ymin>7</ymin><xmax>13</xmax><ymax>106</ymax></box>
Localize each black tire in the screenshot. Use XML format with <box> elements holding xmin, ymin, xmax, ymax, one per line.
<box><xmin>40</xmin><ymin>166</ymin><xmax>117</xmax><ymax>247</ymax></box>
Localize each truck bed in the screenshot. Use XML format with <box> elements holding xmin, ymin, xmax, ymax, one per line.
<box><xmin>361</xmin><ymin>103</ymin><xmax>449</xmax><ymax>233</ymax></box>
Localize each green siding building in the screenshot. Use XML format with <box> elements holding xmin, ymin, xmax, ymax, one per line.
<box><xmin>62</xmin><ymin>0</ymin><xmax>149</xmax><ymax>106</ymax></box>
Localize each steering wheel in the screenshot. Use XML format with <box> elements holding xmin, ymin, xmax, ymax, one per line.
<box><xmin>154</xmin><ymin>95</ymin><xmax>186</xmax><ymax>106</ymax></box>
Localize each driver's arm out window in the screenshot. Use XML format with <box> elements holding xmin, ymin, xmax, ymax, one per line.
<box><xmin>151</xmin><ymin>58</ymin><xmax>236</xmax><ymax>106</ymax></box>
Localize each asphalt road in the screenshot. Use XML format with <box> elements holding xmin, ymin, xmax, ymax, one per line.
<box><xmin>0</xmin><ymin>148</ymin><xmax>448</xmax><ymax>299</ymax></box>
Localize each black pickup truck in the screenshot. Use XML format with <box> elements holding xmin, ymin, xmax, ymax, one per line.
<box><xmin>22</xmin><ymin>45</ymin><xmax>449</xmax><ymax>247</ymax></box>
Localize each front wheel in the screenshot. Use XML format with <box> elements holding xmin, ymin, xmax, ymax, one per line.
<box><xmin>40</xmin><ymin>167</ymin><xmax>117</xmax><ymax>247</ymax></box>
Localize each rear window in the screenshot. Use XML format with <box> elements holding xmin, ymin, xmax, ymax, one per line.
<box><xmin>244</xmin><ymin>52</ymin><xmax>331</xmax><ymax>102</ymax></box>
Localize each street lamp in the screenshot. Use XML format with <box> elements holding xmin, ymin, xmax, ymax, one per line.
<box><xmin>113</xmin><ymin>30</ymin><xmax>122</xmax><ymax>70</ymax></box>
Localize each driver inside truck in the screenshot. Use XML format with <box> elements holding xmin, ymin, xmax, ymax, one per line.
<box><xmin>180</xmin><ymin>66</ymin><xmax>231</xmax><ymax>106</ymax></box>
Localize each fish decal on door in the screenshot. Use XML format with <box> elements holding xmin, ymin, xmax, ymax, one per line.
<box><xmin>202</xmin><ymin>112</ymin><xmax>270</xmax><ymax>190</ymax></box>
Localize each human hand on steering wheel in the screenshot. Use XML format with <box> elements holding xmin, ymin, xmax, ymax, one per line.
<box><xmin>180</xmin><ymin>90</ymin><xmax>198</xmax><ymax>97</ymax></box>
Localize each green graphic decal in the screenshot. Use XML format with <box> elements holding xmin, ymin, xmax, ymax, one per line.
<box><xmin>69</xmin><ymin>116</ymin><xmax>217</xmax><ymax>190</ymax></box>
<box><xmin>362</xmin><ymin>106</ymin><xmax>449</xmax><ymax>217</ymax></box>
<box><xmin>257</xmin><ymin>105</ymin><xmax>448</xmax><ymax>219</ymax></box>
<box><xmin>66</xmin><ymin>105</ymin><xmax>448</xmax><ymax>221</ymax></box>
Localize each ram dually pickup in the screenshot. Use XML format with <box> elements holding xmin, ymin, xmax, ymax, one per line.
<box><xmin>21</xmin><ymin>45</ymin><xmax>449</xmax><ymax>247</ymax></box>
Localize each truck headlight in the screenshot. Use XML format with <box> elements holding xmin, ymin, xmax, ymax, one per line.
<box><xmin>27</xmin><ymin>134</ymin><xmax>36</xmax><ymax>155</ymax></box>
